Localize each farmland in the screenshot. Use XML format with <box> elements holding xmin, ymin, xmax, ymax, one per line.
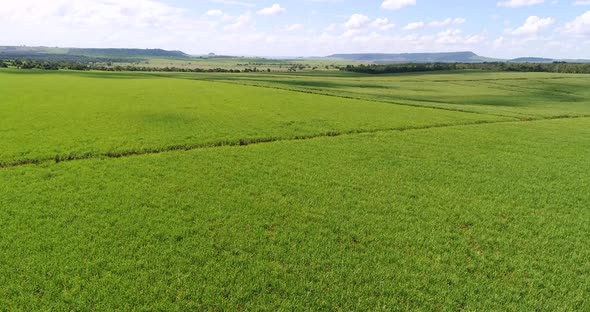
<box><xmin>1</xmin><ymin>69</ymin><xmax>589</xmax><ymax>310</ymax></box>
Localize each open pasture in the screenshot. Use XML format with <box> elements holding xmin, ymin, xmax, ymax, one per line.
<box><xmin>1</xmin><ymin>69</ymin><xmax>589</xmax><ymax>310</ymax></box>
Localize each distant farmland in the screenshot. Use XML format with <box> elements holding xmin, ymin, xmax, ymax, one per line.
<box><xmin>1</xmin><ymin>68</ymin><xmax>589</xmax><ymax>310</ymax></box>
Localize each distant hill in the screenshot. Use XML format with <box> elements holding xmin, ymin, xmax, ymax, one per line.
<box><xmin>509</xmin><ymin>57</ymin><xmax>590</xmax><ymax>64</ymax></box>
<box><xmin>2</xmin><ymin>46</ymin><xmax>589</xmax><ymax>64</ymax></box>
<box><xmin>326</xmin><ymin>52</ymin><xmax>500</xmax><ymax>63</ymax></box>
<box><xmin>67</xmin><ymin>48</ymin><xmax>189</xmax><ymax>58</ymax></box>
<box><xmin>0</xmin><ymin>46</ymin><xmax>189</xmax><ymax>59</ymax></box>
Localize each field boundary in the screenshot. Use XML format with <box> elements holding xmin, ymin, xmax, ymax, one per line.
<box><xmin>1</xmin><ymin>116</ymin><xmax>587</xmax><ymax>170</ymax></box>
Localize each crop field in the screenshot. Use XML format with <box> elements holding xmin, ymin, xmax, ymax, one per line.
<box><xmin>124</xmin><ymin>57</ymin><xmax>352</xmax><ymax>71</ymax></box>
<box><xmin>186</xmin><ymin>71</ymin><xmax>590</xmax><ymax>118</ymax></box>
<box><xmin>1</xmin><ymin>69</ymin><xmax>589</xmax><ymax>310</ymax></box>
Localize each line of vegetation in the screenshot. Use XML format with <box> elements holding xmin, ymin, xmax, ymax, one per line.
<box><xmin>341</xmin><ymin>62</ymin><xmax>590</xmax><ymax>74</ymax></box>
<box><xmin>4</xmin><ymin>58</ymin><xmax>590</xmax><ymax>74</ymax></box>
<box><xmin>0</xmin><ymin>59</ymin><xmax>270</xmax><ymax>73</ymax></box>
<box><xmin>0</xmin><ymin>119</ymin><xmax>506</xmax><ymax>169</ymax></box>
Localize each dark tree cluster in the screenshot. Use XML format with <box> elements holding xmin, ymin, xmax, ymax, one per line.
<box><xmin>342</xmin><ymin>62</ymin><xmax>590</xmax><ymax>74</ymax></box>
<box><xmin>12</xmin><ymin>59</ymin><xmax>88</xmax><ymax>70</ymax></box>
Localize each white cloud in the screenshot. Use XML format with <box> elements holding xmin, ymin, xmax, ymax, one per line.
<box><xmin>510</xmin><ymin>16</ymin><xmax>555</xmax><ymax>35</ymax></box>
<box><xmin>404</xmin><ymin>21</ymin><xmax>425</xmax><ymax>30</ymax></box>
<box><xmin>0</xmin><ymin>0</ymin><xmax>186</xmax><ymax>27</ymax></box>
<box><xmin>381</xmin><ymin>0</ymin><xmax>416</xmax><ymax>10</ymax></box>
<box><xmin>574</xmin><ymin>0</ymin><xmax>590</xmax><ymax>5</ymax></box>
<box><xmin>208</xmin><ymin>0</ymin><xmax>255</xmax><ymax>7</ymax></box>
<box><xmin>493</xmin><ymin>36</ymin><xmax>505</xmax><ymax>47</ymax></box>
<box><xmin>345</xmin><ymin>14</ymin><xmax>371</xmax><ymax>29</ymax></box>
<box><xmin>436</xmin><ymin>29</ymin><xmax>462</xmax><ymax>43</ymax></box>
<box><xmin>464</xmin><ymin>35</ymin><xmax>485</xmax><ymax>44</ymax></box>
<box><xmin>562</xmin><ymin>11</ymin><xmax>590</xmax><ymax>36</ymax></box>
<box><xmin>285</xmin><ymin>23</ymin><xmax>304</xmax><ymax>32</ymax></box>
<box><xmin>428</xmin><ymin>18</ymin><xmax>466</xmax><ymax>27</ymax></box>
<box><xmin>324</xmin><ymin>23</ymin><xmax>338</xmax><ymax>32</ymax></box>
<box><xmin>0</xmin><ymin>0</ymin><xmax>586</xmax><ymax>59</ymax></box>
<box><xmin>403</xmin><ymin>18</ymin><xmax>464</xmax><ymax>30</ymax></box>
<box><xmin>342</xmin><ymin>29</ymin><xmax>362</xmax><ymax>38</ymax></box>
<box><xmin>371</xmin><ymin>18</ymin><xmax>395</xmax><ymax>30</ymax></box>
<box><xmin>224</xmin><ymin>11</ymin><xmax>253</xmax><ymax>30</ymax></box>
<box><xmin>434</xmin><ymin>29</ymin><xmax>485</xmax><ymax>45</ymax></box>
<box><xmin>497</xmin><ymin>0</ymin><xmax>544</xmax><ymax>8</ymax></box>
<box><xmin>207</xmin><ymin>10</ymin><xmax>223</xmax><ymax>17</ymax></box>
<box><xmin>257</xmin><ymin>4</ymin><xmax>286</xmax><ymax>16</ymax></box>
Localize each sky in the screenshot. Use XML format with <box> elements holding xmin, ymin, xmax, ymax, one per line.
<box><xmin>1</xmin><ymin>0</ymin><xmax>589</xmax><ymax>58</ymax></box>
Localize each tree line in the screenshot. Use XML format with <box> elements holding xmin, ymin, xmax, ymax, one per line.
<box><xmin>341</xmin><ymin>62</ymin><xmax>590</xmax><ymax>74</ymax></box>
<box><xmin>4</xmin><ymin>58</ymin><xmax>590</xmax><ymax>74</ymax></box>
<box><xmin>0</xmin><ymin>59</ymin><xmax>269</xmax><ymax>73</ymax></box>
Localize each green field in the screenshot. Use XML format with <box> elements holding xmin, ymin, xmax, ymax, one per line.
<box><xmin>136</xmin><ymin>57</ymin><xmax>353</xmax><ymax>71</ymax></box>
<box><xmin>1</xmin><ymin>69</ymin><xmax>589</xmax><ymax>310</ymax></box>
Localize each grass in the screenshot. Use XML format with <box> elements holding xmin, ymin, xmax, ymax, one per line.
<box><xmin>0</xmin><ymin>69</ymin><xmax>506</xmax><ymax>166</ymax></box>
<box><xmin>1</xmin><ymin>68</ymin><xmax>589</xmax><ymax>310</ymax></box>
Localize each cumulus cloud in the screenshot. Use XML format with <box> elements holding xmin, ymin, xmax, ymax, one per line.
<box><xmin>510</xmin><ymin>16</ymin><xmax>555</xmax><ymax>35</ymax></box>
<box><xmin>0</xmin><ymin>0</ymin><xmax>186</xmax><ymax>27</ymax></box>
<box><xmin>285</xmin><ymin>24</ymin><xmax>304</xmax><ymax>32</ymax></box>
<box><xmin>381</xmin><ymin>0</ymin><xmax>416</xmax><ymax>10</ymax></box>
<box><xmin>372</xmin><ymin>18</ymin><xmax>396</xmax><ymax>30</ymax></box>
<box><xmin>403</xmin><ymin>18</ymin><xmax>465</xmax><ymax>30</ymax></box>
<box><xmin>0</xmin><ymin>0</ymin><xmax>586</xmax><ymax>59</ymax></box>
<box><xmin>224</xmin><ymin>11</ymin><xmax>253</xmax><ymax>30</ymax></box>
<box><xmin>209</xmin><ymin>0</ymin><xmax>255</xmax><ymax>7</ymax></box>
<box><xmin>345</xmin><ymin>14</ymin><xmax>371</xmax><ymax>29</ymax></box>
<box><xmin>562</xmin><ymin>11</ymin><xmax>590</xmax><ymax>36</ymax></box>
<box><xmin>435</xmin><ymin>29</ymin><xmax>484</xmax><ymax>45</ymax></box>
<box><xmin>343</xmin><ymin>14</ymin><xmax>396</xmax><ymax>32</ymax></box>
<box><xmin>0</xmin><ymin>0</ymin><xmax>212</xmax><ymax>49</ymax></box>
<box><xmin>207</xmin><ymin>9</ymin><xmax>223</xmax><ymax>17</ymax></box>
<box><xmin>257</xmin><ymin>4</ymin><xmax>286</xmax><ymax>16</ymax></box>
<box><xmin>429</xmin><ymin>18</ymin><xmax>466</xmax><ymax>27</ymax></box>
<box><xmin>497</xmin><ymin>0</ymin><xmax>544</xmax><ymax>8</ymax></box>
<box><xmin>404</xmin><ymin>22</ymin><xmax>425</xmax><ymax>30</ymax></box>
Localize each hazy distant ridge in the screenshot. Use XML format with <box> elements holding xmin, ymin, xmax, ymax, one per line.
<box><xmin>0</xmin><ymin>46</ymin><xmax>189</xmax><ymax>59</ymax></box>
<box><xmin>326</xmin><ymin>51</ymin><xmax>590</xmax><ymax>64</ymax></box>
<box><xmin>2</xmin><ymin>46</ymin><xmax>589</xmax><ymax>63</ymax></box>
<box><xmin>67</xmin><ymin>48</ymin><xmax>189</xmax><ymax>58</ymax></box>
<box><xmin>326</xmin><ymin>52</ymin><xmax>498</xmax><ymax>63</ymax></box>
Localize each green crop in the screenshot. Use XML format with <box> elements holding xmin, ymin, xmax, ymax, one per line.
<box><xmin>1</xmin><ymin>68</ymin><xmax>589</xmax><ymax>310</ymax></box>
<box><xmin>0</xmin><ymin>70</ymin><xmax>505</xmax><ymax>167</ymax></box>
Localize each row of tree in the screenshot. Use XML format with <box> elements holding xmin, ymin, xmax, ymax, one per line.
<box><xmin>2</xmin><ymin>59</ymin><xmax>272</xmax><ymax>73</ymax></box>
<box><xmin>7</xmin><ymin>58</ymin><xmax>590</xmax><ymax>75</ymax></box>
<box><xmin>341</xmin><ymin>62</ymin><xmax>590</xmax><ymax>74</ymax></box>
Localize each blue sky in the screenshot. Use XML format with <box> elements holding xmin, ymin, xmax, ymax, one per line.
<box><xmin>1</xmin><ymin>0</ymin><xmax>589</xmax><ymax>58</ymax></box>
